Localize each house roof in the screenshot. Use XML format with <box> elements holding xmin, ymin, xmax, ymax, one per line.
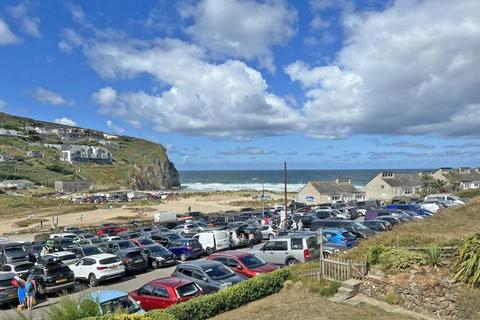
<box><xmin>382</xmin><ymin>173</ymin><xmax>422</xmax><ymax>188</ymax></box>
<box><xmin>309</xmin><ymin>181</ymin><xmax>363</xmax><ymax>195</ymax></box>
<box><xmin>457</xmin><ymin>172</ymin><xmax>480</xmax><ymax>182</ymax></box>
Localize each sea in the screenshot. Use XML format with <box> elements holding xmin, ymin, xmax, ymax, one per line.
<box><xmin>179</xmin><ymin>169</ymin><xmax>423</xmax><ymax>192</ymax></box>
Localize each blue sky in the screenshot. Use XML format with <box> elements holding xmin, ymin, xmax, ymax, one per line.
<box><xmin>1</xmin><ymin>0</ymin><xmax>479</xmax><ymax>170</ymax></box>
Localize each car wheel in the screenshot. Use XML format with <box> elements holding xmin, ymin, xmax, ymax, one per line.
<box><xmin>286</xmin><ymin>259</ymin><xmax>298</xmax><ymax>266</ymax></box>
<box><xmin>151</xmin><ymin>260</ymin><xmax>159</xmax><ymax>269</ymax></box>
<box><xmin>205</xmin><ymin>247</ymin><xmax>213</xmax><ymax>255</ymax></box>
<box><xmin>89</xmin><ymin>273</ymin><xmax>98</xmax><ymax>287</ymax></box>
<box><xmin>180</xmin><ymin>253</ymin><xmax>187</xmax><ymax>262</ymax></box>
<box><xmin>268</xmin><ymin>234</ymin><xmax>274</xmax><ymax>240</ymax></box>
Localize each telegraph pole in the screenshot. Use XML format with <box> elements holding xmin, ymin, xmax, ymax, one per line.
<box><xmin>284</xmin><ymin>161</ymin><xmax>288</xmax><ymax>222</ymax></box>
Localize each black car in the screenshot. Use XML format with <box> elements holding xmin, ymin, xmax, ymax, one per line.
<box><xmin>0</xmin><ymin>243</ymin><xmax>29</xmax><ymax>265</ymax></box>
<box><xmin>52</xmin><ymin>238</ymin><xmax>76</xmax><ymax>252</ymax></box>
<box><xmin>30</xmin><ymin>258</ymin><xmax>75</xmax><ymax>296</ymax></box>
<box><xmin>292</xmin><ymin>214</ymin><xmax>319</xmax><ymax>229</ymax></box>
<box><xmin>361</xmin><ymin>220</ymin><xmax>390</xmax><ymax>232</ymax></box>
<box><xmin>376</xmin><ymin>216</ymin><xmax>402</xmax><ymax>226</ymax></box>
<box><xmin>70</xmin><ymin>245</ymin><xmax>104</xmax><ymax>258</ymax></box>
<box><xmin>140</xmin><ymin>244</ymin><xmax>176</xmax><ymax>269</ymax></box>
<box><xmin>104</xmin><ymin>240</ymin><xmax>137</xmax><ymax>254</ymax></box>
<box><xmin>116</xmin><ymin>249</ymin><xmax>148</xmax><ymax>273</ymax></box>
<box><xmin>24</xmin><ymin>242</ymin><xmax>44</xmax><ymax>263</ymax></box>
<box><xmin>0</xmin><ymin>272</ymin><xmax>17</xmax><ymax>306</ymax></box>
<box><xmin>151</xmin><ymin>232</ymin><xmax>182</xmax><ymax>246</ymax></box>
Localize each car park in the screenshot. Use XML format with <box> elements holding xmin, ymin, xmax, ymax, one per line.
<box><xmin>424</xmin><ymin>193</ymin><xmax>465</xmax><ymax>206</ymax></box>
<box><xmin>193</xmin><ymin>230</ymin><xmax>229</xmax><ymax>255</ymax></box>
<box><xmin>70</xmin><ymin>254</ymin><xmax>124</xmax><ymax>287</ymax></box>
<box><xmin>0</xmin><ymin>243</ymin><xmax>29</xmax><ymax>265</ymax></box>
<box><xmin>172</xmin><ymin>260</ymin><xmax>247</xmax><ymax>293</ymax></box>
<box><xmin>104</xmin><ymin>240</ymin><xmax>137</xmax><ymax>255</ymax></box>
<box><xmin>140</xmin><ymin>244</ymin><xmax>176</xmax><ymax>269</ymax></box>
<box><xmin>30</xmin><ymin>257</ymin><xmax>75</xmax><ymax>296</ymax></box>
<box><xmin>151</xmin><ymin>232</ymin><xmax>182</xmax><ymax>246</ymax></box>
<box><xmin>46</xmin><ymin>237</ymin><xmax>77</xmax><ymax>252</ymax></box>
<box><xmin>129</xmin><ymin>277</ymin><xmax>203</xmax><ymax>311</ymax></box>
<box><xmin>166</xmin><ymin>238</ymin><xmax>203</xmax><ymax>262</ymax></box>
<box><xmin>118</xmin><ymin>231</ymin><xmax>142</xmax><ymax>240</ymax></box>
<box><xmin>385</xmin><ymin>204</ymin><xmax>432</xmax><ymax>216</ymax></box>
<box><xmin>81</xmin><ymin>290</ymin><xmax>144</xmax><ymax>315</ymax></box>
<box><xmin>172</xmin><ymin>224</ymin><xmax>201</xmax><ymax>237</ymax></box>
<box><xmin>0</xmin><ymin>272</ymin><xmax>17</xmax><ymax>306</ymax></box>
<box><xmin>207</xmin><ymin>251</ymin><xmax>278</xmax><ymax>278</ymax></box>
<box><xmin>0</xmin><ymin>261</ymin><xmax>34</xmax><ymax>277</ymax></box>
<box><xmin>131</xmin><ymin>237</ymin><xmax>157</xmax><ymax>248</ymax></box>
<box><xmin>250</xmin><ymin>234</ymin><xmax>320</xmax><ymax>266</ymax></box>
<box><xmin>96</xmin><ymin>226</ymin><xmax>129</xmax><ymax>237</ymax></box>
<box><xmin>310</xmin><ymin>220</ymin><xmax>376</xmax><ymax>238</ymax></box>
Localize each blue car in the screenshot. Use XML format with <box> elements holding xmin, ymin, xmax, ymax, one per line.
<box><xmin>81</xmin><ymin>290</ymin><xmax>144</xmax><ymax>315</ymax></box>
<box><xmin>385</xmin><ymin>204</ymin><xmax>432</xmax><ymax>216</ymax></box>
<box><xmin>322</xmin><ymin>228</ymin><xmax>357</xmax><ymax>248</ymax></box>
<box><xmin>166</xmin><ymin>238</ymin><xmax>204</xmax><ymax>261</ymax></box>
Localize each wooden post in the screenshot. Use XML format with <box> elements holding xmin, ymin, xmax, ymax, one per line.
<box><xmin>319</xmin><ymin>227</ymin><xmax>323</xmax><ymax>278</ymax></box>
<box><xmin>348</xmin><ymin>259</ymin><xmax>352</xmax><ymax>279</ymax></box>
<box><xmin>284</xmin><ymin>161</ymin><xmax>288</xmax><ymax>223</ymax></box>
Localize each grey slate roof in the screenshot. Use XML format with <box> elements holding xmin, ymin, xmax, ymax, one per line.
<box><xmin>456</xmin><ymin>172</ymin><xmax>480</xmax><ymax>182</ymax></box>
<box><xmin>310</xmin><ymin>181</ymin><xmax>363</xmax><ymax>195</ymax></box>
<box><xmin>382</xmin><ymin>174</ymin><xmax>421</xmax><ymax>188</ymax></box>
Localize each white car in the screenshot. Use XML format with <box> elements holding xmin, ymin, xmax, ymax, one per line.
<box><xmin>419</xmin><ymin>202</ymin><xmax>441</xmax><ymax>213</ymax></box>
<box><xmin>50</xmin><ymin>233</ymin><xmax>77</xmax><ymax>239</ymax></box>
<box><xmin>100</xmin><ymin>236</ymin><xmax>121</xmax><ymax>242</ymax></box>
<box><xmin>69</xmin><ymin>254</ymin><xmax>124</xmax><ymax>287</ymax></box>
<box><xmin>259</xmin><ymin>225</ymin><xmax>278</xmax><ymax>240</ymax></box>
<box><xmin>424</xmin><ymin>194</ymin><xmax>465</xmax><ymax>206</ymax></box>
<box><xmin>44</xmin><ymin>251</ymin><xmax>79</xmax><ymax>265</ymax></box>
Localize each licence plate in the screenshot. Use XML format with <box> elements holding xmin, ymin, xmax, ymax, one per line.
<box><xmin>56</xmin><ymin>278</ymin><xmax>67</xmax><ymax>283</ymax></box>
<box><xmin>167</xmin><ymin>260</ymin><xmax>174</xmax><ymax>263</ymax></box>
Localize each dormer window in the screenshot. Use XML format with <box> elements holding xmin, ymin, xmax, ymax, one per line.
<box><xmin>382</xmin><ymin>172</ymin><xmax>394</xmax><ymax>178</ymax></box>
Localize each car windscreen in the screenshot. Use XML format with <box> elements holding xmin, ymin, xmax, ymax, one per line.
<box><xmin>125</xmin><ymin>251</ymin><xmax>142</xmax><ymax>259</ymax></box>
<box><xmin>177</xmin><ymin>282</ymin><xmax>199</xmax><ymax>297</ymax></box>
<box><xmin>60</xmin><ymin>254</ymin><xmax>77</xmax><ymax>261</ymax></box>
<box><xmin>148</xmin><ymin>246</ymin><xmax>168</xmax><ymax>254</ymax></box>
<box><xmin>138</xmin><ymin>239</ymin><xmax>155</xmax><ymax>246</ymax></box>
<box><xmin>46</xmin><ymin>265</ymin><xmax>71</xmax><ymax>276</ymax></box>
<box><xmin>341</xmin><ymin>232</ymin><xmax>356</xmax><ymax>239</ymax></box>
<box><xmin>83</xmin><ymin>246</ymin><xmax>103</xmax><ymax>256</ymax></box>
<box><xmin>204</xmin><ymin>264</ymin><xmax>234</xmax><ymax>280</ymax></box>
<box><xmin>100</xmin><ymin>257</ymin><xmax>121</xmax><ymax>265</ymax></box>
<box><xmin>100</xmin><ymin>295</ymin><xmax>141</xmax><ymax>314</ymax></box>
<box><xmin>165</xmin><ymin>233</ymin><xmax>181</xmax><ymax>240</ymax></box>
<box><xmin>16</xmin><ymin>263</ymin><xmax>34</xmax><ymax>271</ymax></box>
<box><xmin>31</xmin><ymin>245</ymin><xmax>43</xmax><ymax>252</ymax></box>
<box><xmin>351</xmin><ymin>222</ymin><xmax>369</xmax><ymax>230</ymax></box>
<box><xmin>60</xmin><ymin>238</ymin><xmax>74</xmax><ymax>246</ymax></box>
<box><xmin>5</xmin><ymin>246</ymin><xmax>25</xmax><ymax>254</ymax></box>
<box><xmin>90</xmin><ymin>238</ymin><xmax>103</xmax><ymax>244</ymax></box>
<box><xmin>117</xmin><ymin>242</ymin><xmax>135</xmax><ymax>250</ymax></box>
<box><xmin>240</xmin><ymin>255</ymin><xmax>266</xmax><ymax>269</ymax></box>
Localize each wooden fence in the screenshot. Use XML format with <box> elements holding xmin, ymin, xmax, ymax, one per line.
<box><xmin>291</xmin><ymin>257</ymin><xmax>368</xmax><ymax>282</ymax></box>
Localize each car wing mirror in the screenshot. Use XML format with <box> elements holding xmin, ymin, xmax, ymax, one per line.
<box><xmin>236</xmin><ymin>265</ymin><xmax>243</xmax><ymax>270</ymax></box>
<box><xmin>202</xmin><ymin>276</ymin><xmax>208</xmax><ymax>282</ymax></box>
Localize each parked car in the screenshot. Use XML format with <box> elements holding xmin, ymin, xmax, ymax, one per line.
<box><xmin>151</xmin><ymin>232</ymin><xmax>182</xmax><ymax>246</ymax></box>
<box><xmin>419</xmin><ymin>202</ymin><xmax>441</xmax><ymax>213</ymax></box>
<box><xmin>172</xmin><ymin>224</ymin><xmax>201</xmax><ymax>237</ymax></box>
<box><xmin>116</xmin><ymin>249</ymin><xmax>148</xmax><ymax>274</ymax></box>
<box><xmin>310</xmin><ymin>220</ymin><xmax>376</xmax><ymax>238</ymax></box>
<box><xmin>0</xmin><ymin>243</ymin><xmax>29</xmax><ymax>265</ymax></box>
<box><xmin>250</xmin><ymin>234</ymin><xmax>320</xmax><ymax>266</ymax></box>
<box><xmin>166</xmin><ymin>238</ymin><xmax>203</xmax><ymax>262</ymax></box>
<box><xmin>376</xmin><ymin>216</ymin><xmax>402</xmax><ymax>226</ymax></box>
<box><xmin>118</xmin><ymin>231</ymin><xmax>142</xmax><ymax>240</ymax></box>
<box><xmin>0</xmin><ymin>261</ymin><xmax>34</xmax><ymax>277</ymax></box>
<box><xmin>96</xmin><ymin>226</ymin><xmax>129</xmax><ymax>237</ymax></box>
<box><xmin>24</xmin><ymin>242</ymin><xmax>44</xmax><ymax>263</ymax></box>
<box><xmin>385</xmin><ymin>204</ymin><xmax>432</xmax><ymax>216</ymax></box>
<box><xmin>30</xmin><ymin>257</ymin><xmax>75</xmax><ymax>296</ymax></box>
<box><xmin>424</xmin><ymin>194</ymin><xmax>465</xmax><ymax>206</ymax></box>
<box><xmin>361</xmin><ymin>220</ymin><xmax>391</xmax><ymax>232</ymax></box>
<box><xmin>63</xmin><ymin>226</ymin><xmax>83</xmax><ymax>234</ymax></box>
<box><xmin>129</xmin><ymin>277</ymin><xmax>203</xmax><ymax>311</ymax></box>
<box><xmin>292</xmin><ymin>214</ymin><xmax>319</xmax><ymax>229</ymax></box>
<box><xmin>207</xmin><ymin>251</ymin><xmax>278</xmax><ymax>278</ymax></box>
<box><xmin>70</xmin><ymin>245</ymin><xmax>104</xmax><ymax>259</ymax></box>
<box><xmin>172</xmin><ymin>260</ymin><xmax>247</xmax><ymax>293</ymax></box>
<box><xmin>259</xmin><ymin>225</ymin><xmax>278</xmax><ymax>240</ymax></box>
<box><xmin>70</xmin><ymin>254</ymin><xmax>124</xmax><ymax>287</ymax></box>
<box><xmin>81</xmin><ymin>290</ymin><xmax>144</xmax><ymax>315</ymax></box>
<box><xmin>0</xmin><ymin>272</ymin><xmax>17</xmax><ymax>306</ymax></box>
<box><xmin>322</xmin><ymin>228</ymin><xmax>357</xmax><ymax>248</ymax></box>
<box><xmin>49</xmin><ymin>233</ymin><xmax>77</xmax><ymax>239</ymax></box>
<box><xmin>131</xmin><ymin>237</ymin><xmax>157</xmax><ymax>248</ymax></box>
<box><xmin>104</xmin><ymin>240</ymin><xmax>137</xmax><ymax>255</ymax></box>
<box><xmin>140</xmin><ymin>244</ymin><xmax>176</xmax><ymax>269</ymax></box>
<box><xmin>241</xmin><ymin>225</ymin><xmax>263</xmax><ymax>244</ymax></box>
<box><xmin>46</xmin><ymin>237</ymin><xmax>77</xmax><ymax>252</ymax></box>
<box><xmin>98</xmin><ymin>235</ymin><xmax>122</xmax><ymax>243</ymax></box>
<box><xmin>193</xmin><ymin>230</ymin><xmax>229</xmax><ymax>255</ymax></box>
<box><xmin>41</xmin><ymin>251</ymin><xmax>78</xmax><ymax>265</ymax></box>
<box><xmin>310</xmin><ymin>210</ymin><xmax>335</xmax><ymax>220</ymax></box>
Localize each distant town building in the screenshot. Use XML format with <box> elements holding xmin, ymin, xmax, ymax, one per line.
<box><xmin>0</xmin><ymin>128</ymin><xmax>18</xmax><ymax>137</ymax></box>
<box><xmin>0</xmin><ymin>179</ymin><xmax>35</xmax><ymax>189</ymax></box>
<box><xmin>364</xmin><ymin>172</ymin><xmax>422</xmax><ymax>200</ymax></box>
<box><xmin>55</xmin><ymin>180</ymin><xmax>92</xmax><ymax>193</ymax></box>
<box><xmin>60</xmin><ymin>145</ymin><xmax>112</xmax><ymax>164</ymax></box>
<box><xmin>61</xmin><ymin>128</ymin><xmax>104</xmax><ymax>142</ymax></box>
<box><xmin>296</xmin><ymin>178</ymin><xmax>365</xmax><ymax>204</ymax></box>
<box><xmin>27</xmin><ymin>150</ymin><xmax>43</xmax><ymax>158</ymax></box>
<box><xmin>432</xmin><ymin>167</ymin><xmax>480</xmax><ymax>190</ymax></box>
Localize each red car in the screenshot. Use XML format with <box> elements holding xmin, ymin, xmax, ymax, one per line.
<box><xmin>206</xmin><ymin>251</ymin><xmax>278</xmax><ymax>278</ymax></box>
<box><xmin>129</xmin><ymin>277</ymin><xmax>203</xmax><ymax>311</ymax></box>
<box><xmin>96</xmin><ymin>226</ymin><xmax>129</xmax><ymax>236</ymax></box>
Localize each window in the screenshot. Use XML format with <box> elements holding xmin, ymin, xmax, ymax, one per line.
<box><xmin>177</xmin><ymin>283</ymin><xmax>200</xmax><ymax>298</ymax></box>
<box><xmin>331</xmin><ymin>196</ymin><xmax>340</xmax><ymax>201</ymax></box>
<box><xmin>274</xmin><ymin>241</ymin><xmax>288</xmax><ymax>251</ymax></box>
<box><xmin>152</xmin><ymin>286</ymin><xmax>170</xmax><ymax>298</ymax></box>
<box><xmin>180</xmin><ymin>268</ymin><xmax>193</xmax><ymax>277</ymax></box>
<box><xmin>324</xmin><ymin>221</ymin><xmax>339</xmax><ymax>228</ymax></box>
<box><xmin>404</xmin><ymin>189</ymin><xmax>413</xmax><ymax>195</ymax></box>
<box><xmin>192</xmin><ymin>270</ymin><xmax>206</xmax><ymax>281</ymax></box>
<box><xmin>291</xmin><ymin>238</ymin><xmax>303</xmax><ymax>250</ymax></box>
<box><xmin>382</xmin><ymin>172</ymin><xmax>394</xmax><ymax>178</ymax></box>
<box><xmin>82</xmin><ymin>258</ymin><xmax>96</xmax><ymax>266</ymax></box>
<box><xmin>262</xmin><ymin>241</ymin><xmax>276</xmax><ymax>251</ymax></box>
<box><xmin>0</xmin><ymin>265</ymin><xmax>11</xmax><ymax>271</ymax></box>
<box><xmin>225</xmin><ymin>258</ymin><xmax>239</xmax><ymax>268</ymax></box>
<box><xmin>138</xmin><ymin>284</ymin><xmax>155</xmax><ymax>296</ymax></box>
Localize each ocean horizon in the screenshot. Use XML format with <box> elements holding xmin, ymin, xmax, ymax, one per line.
<box><xmin>179</xmin><ymin>169</ymin><xmax>425</xmax><ymax>192</ymax></box>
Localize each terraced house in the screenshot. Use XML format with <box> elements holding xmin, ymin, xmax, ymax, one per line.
<box><xmin>364</xmin><ymin>172</ymin><xmax>423</xmax><ymax>201</ymax></box>
<box><xmin>60</xmin><ymin>145</ymin><xmax>112</xmax><ymax>164</ymax></box>
<box><xmin>296</xmin><ymin>178</ymin><xmax>365</xmax><ymax>204</ymax></box>
<box><xmin>432</xmin><ymin>167</ymin><xmax>480</xmax><ymax>190</ymax></box>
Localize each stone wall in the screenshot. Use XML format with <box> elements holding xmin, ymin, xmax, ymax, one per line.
<box><xmin>360</xmin><ymin>276</ymin><xmax>461</xmax><ymax>320</ymax></box>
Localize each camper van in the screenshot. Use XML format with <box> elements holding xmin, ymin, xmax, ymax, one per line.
<box><xmin>193</xmin><ymin>230</ymin><xmax>229</xmax><ymax>255</ymax></box>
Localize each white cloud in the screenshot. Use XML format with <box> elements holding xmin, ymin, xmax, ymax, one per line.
<box><xmin>58</xmin><ymin>28</ymin><xmax>84</xmax><ymax>53</ymax></box>
<box><xmin>7</xmin><ymin>1</ymin><xmax>41</xmax><ymax>38</ymax></box>
<box><xmin>0</xmin><ymin>18</ymin><xmax>20</xmax><ymax>45</ymax></box>
<box><xmin>181</xmin><ymin>0</ymin><xmax>297</xmax><ymax>72</ymax></box>
<box><xmin>106</xmin><ymin>120</ymin><xmax>125</xmax><ymax>134</ymax></box>
<box><xmin>87</xmin><ymin>37</ymin><xmax>303</xmax><ymax>140</ymax></box>
<box><xmin>33</xmin><ymin>87</ymin><xmax>73</xmax><ymax>106</ymax></box>
<box><xmin>0</xmin><ymin>99</ymin><xmax>5</xmax><ymax>110</ymax></box>
<box><xmin>286</xmin><ymin>0</ymin><xmax>480</xmax><ymax>138</ymax></box>
<box><xmin>53</xmin><ymin>117</ymin><xmax>77</xmax><ymax>126</ymax></box>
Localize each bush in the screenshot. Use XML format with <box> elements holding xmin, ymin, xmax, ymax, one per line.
<box><xmin>368</xmin><ymin>245</ymin><xmax>387</xmax><ymax>265</ymax></box>
<box><xmin>426</xmin><ymin>244</ymin><xmax>442</xmax><ymax>267</ymax></box>
<box><xmin>378</xmin><ymin>248</ymin><xmax>427</xmax><ymax>271</ymax></box>
<box><xmin>46</xmin><ymin>163</ymin><xmax>75</xmax><ymax>175</ymax></box>
<box><xmin>47</xmin><ymin>295</ymin><xmax>101</xmax><ymax>320</ymax></box>
<box><xmin>454</xmin><ymin>233</ymin><xmax>480</xmax><ymax>286</ymax></box>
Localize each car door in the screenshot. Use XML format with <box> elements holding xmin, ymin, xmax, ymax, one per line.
<box><xmin>191</xmin><ymin>269</ymin><xmax>214</xmax><ymax>293</ymax></box>
<box><xmin>272</xmin><ymin>240</ymin><xmax>289</xmax><ymax>265</ymax></box>
<box><xmin>151</xmin><ymin>285</ymin><xmax>172</xmax><ymax>309</ymax></box>
<box><xmin>136</xmin><ymin>283</ymin><xmax>156</xmax><ymax>311</ymax></box>
<box><xmin>255</xmin><ymin>241</ymin><xmax>275</xmax><ymax>262</ymax></box>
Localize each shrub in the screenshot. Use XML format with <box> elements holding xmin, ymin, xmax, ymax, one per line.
<box><xmin>47</xmin><ymin>295</ymin><xmax>101</xmax><ymax>320</ymax></box>
<box><xmin>385</xmin><ymin>293</ymin><xmax>396</xmax><ymax>305</ymax></box>
<box><xmin>378</xmin><ymin>248</ymin><xmax>427</xmax><ymax>271</ymax></box>
<box><xmin>368</xmin><ymin>244</ymin><xmax>387</xmax><ymax>265</ymax></box>
<box><xmin>454</xmin><ymin>233</ymin><xmax>480</xmax><ymax>286</ymax></box>
<box><xmin>426</xmin><ymin>244</ymin><xmax>442</xmax><ymax>267</ymax></box>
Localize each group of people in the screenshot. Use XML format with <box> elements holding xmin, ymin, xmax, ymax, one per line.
<box><xmin>281</xmin><ymin>218</ymin><xmax>303</xmax><ymax>231</ymax></box>
<box><xmin>12</xmin><ymin>274</ymin><xmax>37</xmax><ymax>310</ymax></box>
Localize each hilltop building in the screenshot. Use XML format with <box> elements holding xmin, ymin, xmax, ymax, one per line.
<box><xmin>60</xmin><ymin>145</ymin><xmax>112</xmax><ymax>164</ymax></box>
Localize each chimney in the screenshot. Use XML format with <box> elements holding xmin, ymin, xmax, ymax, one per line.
<box><xmin>336</xmin><ymin>177</ymin><xmax>351</xmax><ymax>184</ymax></box>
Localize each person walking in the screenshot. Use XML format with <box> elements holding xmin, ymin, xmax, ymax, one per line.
<box><xmin>292</xmin><ymin>220</ymin><xmax>298</xmax><ymax>230</ymax></box>
<box><xmin>248</xmin><ymin>233</ymin><xmax>255</xmax><ymax>249</ymax></box>
<box><xmin>25</xmin><ymin>275</ymin><xmax>36</xmax><ymax>310</ymax></box>
<box><xmin>298</xmin><ymin>219</ymin><xmax>303</xmax><ymax>230</ymax></box>
<box><xmin>12</xmin><ymin>275</ymin><xmax>25</xmax><ymax>310</ymax></box>
<box><xmin>40</xmin><ymin>245</ymin><xmax>49</xmax><ymax>257</ymax></box>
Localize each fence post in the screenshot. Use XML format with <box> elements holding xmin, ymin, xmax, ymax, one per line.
<box><xmin>348</xmin><ymin>259</ymin><xmax>352</xmax><ymax>279</ymax></box>
<box><xmin>319</xmin><ymin>227</ymin><xmax>323</xmax><ymax>279</ymax></box>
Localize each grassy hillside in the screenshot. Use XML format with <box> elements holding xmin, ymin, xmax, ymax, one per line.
<box><xmin>0</xmin><ymin>113</ymin><xmax>176</xmax><ymax>190</ymax></box>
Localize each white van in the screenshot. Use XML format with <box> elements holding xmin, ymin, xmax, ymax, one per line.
<box><xmin>424</xmin><ymin>194</ymin><xmax>465</xmax><ymax>206</ymax></box>
<box><xmin>193</xmin><ymin>230</ymin><xmax>229</xmax><ymax>255</ymax></box>
<box><xmin>49</xmin><ymin>233</ymin><xmax>77</xmax><ymax>239</ymax></box>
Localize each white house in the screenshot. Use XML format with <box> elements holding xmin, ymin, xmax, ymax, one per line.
<box><xmin>0</xmin><ymin>128</ymin><xmax>18</xmax><ymax>137</ymax></box>
<box><xmin>60</xmin><ymin>145</ymin><xmax>112</xmax><ymax>164</ymax></box>
<box><xmin>296</xmin><ymin>178</ymin><xmax>365</xmax><ymax>204</ymax></box>
<box><xmin>364</xmin><ymin>172</ymin><xmax>423</xmax><ymax>201</ymax></box>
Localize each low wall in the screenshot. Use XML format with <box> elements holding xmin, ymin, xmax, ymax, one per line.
<box><xmin>360</xmin><ymin>276</ymin><xmax>461</xmax><ymax>320</ymax></box>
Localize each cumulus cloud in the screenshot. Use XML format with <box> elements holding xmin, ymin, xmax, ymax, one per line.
<box><xmin>7</xmin><ymin>1</ymin><xmax>41</xmax><ymax>38</ymax></box>
<box><xmin>0</xmin><ymin>18</ymin><xmax>20</xmax><ymax>45</ymax></box>
<box><xmin>106</xmin><ymin>120</ymin><xmax>125</xmax><ymax>134</ymax></box>
<box><xmin>53</xmin><ymin>117</ymin><xmax>77</xmax><ymax>126</ymax></box>
<box><xmin>216</xmin><ymin>147</ymin><xmax>277</xmax><ymax>156</ymax></box>
<box><xmin>86</xmin><ymin>37</ymin><xmax>302</xmax><ymax>140</ymax></box>
<box><xmin>286</xmin><ymin>0</ymin><xmax>480</xmax><ymax>139</ymax></box>
<box><xmin>181</xmin><ymin>0</ymin><xmax>297</xmax><ymax>72</ymax></box>
<box><xmin>58</xmin><ymin>28</ymin><xmax>84</xmax><ymax>53</ymax></box>
<box><xmin>33</xmin><ymin>87</ymin><xmax>73</xmax><ymax>106</ymax></box>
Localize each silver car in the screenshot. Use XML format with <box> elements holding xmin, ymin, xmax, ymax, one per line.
<box><xmin>250</xmin><ymin>235</ymin><xmax>320</xmax><ymax>266</ymax></box>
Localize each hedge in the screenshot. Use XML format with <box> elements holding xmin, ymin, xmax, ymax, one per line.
<box><xmin>91</xmin><ymin>269</ymin><xmax>289</xmax><ymax>320</ymax></box>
